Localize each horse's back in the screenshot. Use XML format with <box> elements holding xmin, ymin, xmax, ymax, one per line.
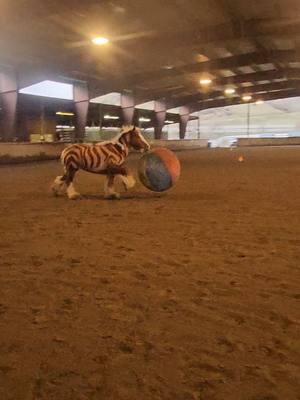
<box><xmin>61</xmin><ymin>142</ymin><xmax>125</xmax><ymax>172</ymax></box>
<box><xmin>61</xmin><ymin>143</ymin><xmax>108</xmax><ymax>172</ymax></box>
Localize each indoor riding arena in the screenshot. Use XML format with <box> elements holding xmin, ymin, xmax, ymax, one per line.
<box><xmin>1</xmin><ymin>1</ymin><xmax>300</xmax><ymax>400</ymax></box>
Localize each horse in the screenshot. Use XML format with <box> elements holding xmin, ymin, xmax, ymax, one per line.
<box><xmin>51</xmin><ymin>125</ymin><xmax>150</xmax><ymax>199</ymax></box>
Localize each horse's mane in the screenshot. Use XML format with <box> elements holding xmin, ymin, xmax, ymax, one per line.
<box><xmin>96</xmin><ymin>125</ymin><xmax>136</xmax><ymax>147</ymax></box>
<box><xmin>115</xmin><ymin>125</ymin><xmax>136</xmax><ymax>140</ymax></box>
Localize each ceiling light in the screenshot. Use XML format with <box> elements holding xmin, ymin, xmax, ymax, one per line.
<box><xmin>56</xmin><ymin>111</ymin><xmax>74</xmax><ymax>116</ymax></box>
<box><xmin>199</xmin><ymin>78</ymin><xmax>212</xmax><ymax>85</ymax></box>
<box><xmin>139</xmin><ymin>117</ymin><xmax>151</xmax><ymax>122</ymax></box>
<box><xmin>224</xmin><ymin>88</ymin><xmax>236</xmax><ymax>95</ymax></box>
<box><xmin>242</xmin><ymin>94</ymin><xmax>252</xmax><ymax>102</ymax></box>
<box><xmin>103</xmin><ymin>115</ymin><xmax>119</xmax><ymax>120</ymax></box>
<box><xmin>165</xmin><ymin>120</ymin><xmax>175</xmax><ymax>124</ymax></box>
<box><xmin>255</xmin><ymin>100</ymin><xmax>264</xmax><ymax>105</ymax></box>
<box><xmin>91</xmin><ymin>37</ymin><xmax>109</xmax><ymax>45</ymax></box>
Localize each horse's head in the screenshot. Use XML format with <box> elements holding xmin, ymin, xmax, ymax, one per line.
<box><xmin>120</xmin><ymin>125</ymin><xmax>150</xmax><ymax>152</ymax></box>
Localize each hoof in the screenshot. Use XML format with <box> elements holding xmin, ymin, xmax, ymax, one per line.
<box><xmin>122</xmin><ymin>176</ymin><xmax>136</xmax><ymax>191</ymax></box>
<box><xmin>51</xmin><ymin>176</ymin><xmax>66</xmax><ymax>196</ymax></box>
<box><xmin>68</xmin><ymin>192</ymin><xmax>81</xmax><ymax>200</ymax></box>
<box><xmin>104</xmin><ymin>193</ymin><xmax>120</xmax><ymax>200</ymax></box>
<box><xmin>51</xmin><ymin>185</ymin><xmax>59</xmax><ymax>197</ymax></box>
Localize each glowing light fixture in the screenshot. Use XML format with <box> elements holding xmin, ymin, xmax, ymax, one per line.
<box><xmin>242</xmin><ymin>94</ymin><xmax>252</xmax><ymax>102</ymax></box>
<box><xmin>92</xmin><ymin>37</ymin><xmax>109</xmax><ymax>45</ymax></box>
<box><xmin>56</xmin><ymin>111</ymin><xmax>74</xmax><ymax>116</ymax></box>
<box><xmin>199</xmin><ymin>78</ymin><xmax>212</xmax><ymax>85</ymax></box>
<box><xmin>139</xmin><ymin>117</ymin><xmax>151</xmax><ymax>122</ymax></box>
<box><xmin>224</xmin><ymin>88</ymin><xmax>236</xmax><ymax>95</ymax></box>
<box><xmin>165</xmin><ymin>120</ymin><xmax>175</xmax><ymax>124</ymax></box>
<box><xmin>103</xmin><ymin>115</ymin><xmax>119</xmax><ymax>120</ymax></box>
<box><xmin>255</xmin><ymin>99</ymin><xmax>264</xmax><ymax>105</ymax></box>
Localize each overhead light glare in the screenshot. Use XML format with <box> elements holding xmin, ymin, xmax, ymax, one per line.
<box><xmin>139</xmin><ymin>117</ymin><xmax>151</xmax><ymax>122</ymax></box>
<box><xmin>103</xmin><ymin>115</ymin><xmax>119</xmax><ymax>120</ymax></box>
<box><xmin>242</xmin><ymin>94</ymin><xmax>252</xmax><ymax>102</ymax></box>
<box><xmin>255</xmin><ymin>100</ymin><xmax>264</xmax><ymax>105</ymax></box>
<box><xmin>165</xmin><ymin>120</ymin><xmax>175</xmax><ymax>124</ymax></box>
<box><xmin>199</xmin><ymin>78</ymin><xmax>212</xmax><ymax>85</ymax></box>
<box><xmin>56</xmin><ymin>111</ymin><xmax>74</xmax><ymax>116</ymax></box>
<box><xmin>224</xmin><ymin>88</ymin><xmax>236</xmax><ymax>95</ymax></box>
<box><xmin>92</xmin><ymin>37</ymin><xmax>109</xmax><ymax>45</ymax></box>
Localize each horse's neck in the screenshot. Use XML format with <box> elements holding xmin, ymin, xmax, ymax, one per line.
<box><xmin>117</xmin><ymin>132</ymin><xmax>130</xmax><ymax>155</ymax></box>
<box><xmin>96</xmin><ymin>132</ymin><xmax>130</xmax><ymax>156</ymax></box>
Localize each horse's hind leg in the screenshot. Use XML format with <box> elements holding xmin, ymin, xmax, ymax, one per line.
<box><xmin>51</xmin><ymin>166</ymin><xmax>79</xmax><ymax>198</ymax></box>
<box><xmin>62</xmin><ymin>166</ymin><xmax>80</xmax><ymax>200</ymax></box>
<box><xmin>51</xmin><ymin>175</ymin><xmax>67</xmax><ymax>196</ymax></box>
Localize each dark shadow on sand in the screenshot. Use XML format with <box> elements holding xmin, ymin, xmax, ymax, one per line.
<box><xmin>81</xmin><ymin>191</ymin><xmax>165</xmax><ymax>201</ymax></box>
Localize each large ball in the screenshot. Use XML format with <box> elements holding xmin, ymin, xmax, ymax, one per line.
<box><xmin>138</xmin><ymin>147</ymin><xmax>180</xmax><ymax>192</ymax></box>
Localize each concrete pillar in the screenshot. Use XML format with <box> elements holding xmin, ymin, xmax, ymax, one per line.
<box><xmin>154</xmin><ymin>100</ymin><xmax>166</xmax><ymax>139</ymax></box>
<box><xmin>0</xmin><ymin>69</ymin><xmax>18</xmax><ymax>142</ymax></box>
<box><xmin>121</xmin><ymin>92</ymin><xmax>135</xmax><ymax>125</ymax></box>
<box><xmin>74</xmin><ymin>82</ymin><xmax>89</xmax><ymax>142</ymax></box>
<box><xmin>179</xmin><ymin>106</ymin><xmax>190</xmax><ymax>139</ymax></box>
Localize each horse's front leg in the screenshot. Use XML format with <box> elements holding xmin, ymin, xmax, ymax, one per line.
<box><xmin>119</xmin><ymin>172</ymin><xmax>136</xmax><ymax>191</ymax></box>
<box><xmin>106</xmin><ymin>166</ymin><xmax>136</xmax><ymax>193</ymax></box>
<box><xmin>104</xmin><ymin>174</ymin><xmax>120</xmax><ymax>200</ymax></box>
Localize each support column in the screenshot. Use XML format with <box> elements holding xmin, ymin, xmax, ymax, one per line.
<box><xmin>0</xmin><ymin>69</ymin><xmax>18</xmax><ymax>142</ymax></box>
<box><xmin>154</xmin><ymin>100</ymin><xmax>166</xmax><ymax>140</ymax></box>
<box><xmin>121</xmin><ymin>92</ymin><xmax>135</xmax><ymax>125</ymax></box>
<box><xmin>246</xmin><ymin>102</ymin><xmax>250</xmax><ymax>137</ymax></box>
<box><xmin>179</xmin><ymin>106</ymin><xmax>190</xmax><ymax>139</ymax></box>
<box><xmin>74</xmin><ymin>82</ymin><xmax>89</xmax><ymax>142</ymax></box>
<box><xmin>99</xmin><ymin>105</ymin><xmax>103</xmax><ymax>131</ymax></box>
<box><xmin>197</xmin><ymin>111</ymin><xmax>200</xmax><ymax>139</ymax></box>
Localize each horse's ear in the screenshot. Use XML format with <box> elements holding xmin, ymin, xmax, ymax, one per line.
<box><xmin>121</xmin><ymin>124</ymin><xmax>136</xmax><ymax>134</ymax></box>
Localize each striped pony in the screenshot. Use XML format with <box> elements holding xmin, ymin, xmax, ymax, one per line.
<box><xmin>51</xmin><ymin>125</ymin><xmax>150</xmax><ymax>199</ymax></box>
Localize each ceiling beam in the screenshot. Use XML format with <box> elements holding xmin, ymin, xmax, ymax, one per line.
<box><xmin>140</xmin><ymin>69</ymin><xmax>300</xmax><ymax>100</ymax></box>
<box><xmin>125</xmin><ymin>18</ymin><xmax>300</xmax><ymax>60</ymax></box>
<box><xmin>189</xmin><ymin>88</ymin><xmax>300</xmax><ymax>113</ymax></box>
<box><xmin>165</xmin><ymin>79</ymin><xmax>300</xmax><ymax>109</ymax></box>
<box><xmin>217</xmin><ymin>0</ymin><xmax>284</xmax><ymax>72</ymax></box>
<box><xmin>128</xmin><ymin>49</ymin><xmax>300</xmax><ymax>86</ymax></box>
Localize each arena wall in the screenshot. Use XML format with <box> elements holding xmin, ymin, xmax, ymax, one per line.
<box><xmin>238</xmin><ymin>137</ymin><xmax>300</xmax><ymax>147</ymax></box>
<box><xmin>151</xmin><ymin>139</ymin><xmax>208</xmax><ymax>151</ymax></box>
<box><xmin>0</xmin><ymin>139</ymin><xmax>208</xmax><ymax>164</ymax></box>
<box><xmin>0</xmin><ymin>143</ymin><xmax>66</xmax><ymax>164</ymax></box>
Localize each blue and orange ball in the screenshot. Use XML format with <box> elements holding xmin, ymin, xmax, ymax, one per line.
<box><xmin>138</xmin><ymin>147</ymin><xmax>180</xmax><ymax>192</ymax></box>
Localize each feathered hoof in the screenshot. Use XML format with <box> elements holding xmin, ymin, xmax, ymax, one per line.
<box><xmin>122</xmin><ymin>176</ymin><xmax>136</xmax><ymax>191</ymax></box>
<box><xmin>104</xmin><ymin>193</ymin><xmax>121</xmax><ymax>200</ymax></box>
<box><xmin>68</xmin><ymin>192</ymin><xmax>81</xmax><ymax>200</ymax></box>
<box><xmin>51</xmin><ymin>176</ymin><xmax>66</xmax><ymax>196</ymax></box>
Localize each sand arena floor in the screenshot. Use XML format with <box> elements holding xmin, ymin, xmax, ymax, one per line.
<box><xmin>0</xmin><ymin>147</ymin><xmax>299</xmax><ymax>400</ymax></box>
